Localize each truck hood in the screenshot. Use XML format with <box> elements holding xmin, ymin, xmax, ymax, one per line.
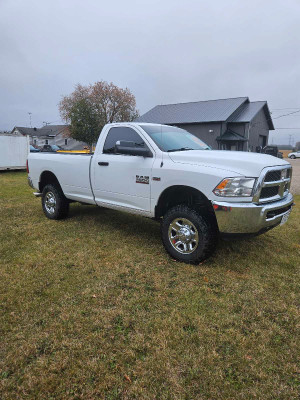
<box><xmin>168</xmin><ymin>150</ymin><xmax>290</xmax><ymax>176</ymax></box>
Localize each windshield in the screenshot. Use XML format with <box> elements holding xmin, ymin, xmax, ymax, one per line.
<box><xmin>52</xmin><ymin>145</ymin><xmax>62</xmax><ymax>150</ymax></box>
<box><xmin>140</xmin><ymin>125</ymin><xmax>210</xmax><ymax>152</ymax></box>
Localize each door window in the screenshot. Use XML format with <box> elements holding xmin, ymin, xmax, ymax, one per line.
<box><xmin>103</xmin><ymin>127</ymin><xmax>146</xmax><ymax>154</ymax></box>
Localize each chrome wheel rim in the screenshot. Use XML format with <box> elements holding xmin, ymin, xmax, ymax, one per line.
<box><xmin>44</xmin><ymin>191</ymin><xmax>56</xmax><ymax>214</ymax></box>
<box><xmin>168</xmin><ymin>218</ymin><xmax>199</xmax><ymax>254</ymax></box>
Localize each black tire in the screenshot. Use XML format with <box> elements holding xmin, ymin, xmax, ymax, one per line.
<box><xmin>161</xmin><ymin>205</ymin><xmax>218</xmax><ymax>264</ymax></box>
<box><xmin>290</xmin><ymin>155</ymin><xmax>296</xmax><ymax>159</ymax></box>
<box><xmin>42</xmin><ymin>183</ymin><xmax>69</xmax><ymax>220</ymax></box>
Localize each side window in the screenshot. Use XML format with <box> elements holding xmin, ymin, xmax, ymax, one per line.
<box><xmin>103</xmin><ymin>127</ymin><xmax>145</xmax><ymax>154</ymax></box>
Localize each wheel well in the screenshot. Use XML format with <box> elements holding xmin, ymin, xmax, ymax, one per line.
<box><xmin>155</xmin><ymin>185</ymin><xmax>216</xmax><ymax>220</ymax></box>
<box><xmin>39</xmin><ymin>171</ymin><xmax>62</xmax><ymax>193</ymax></box>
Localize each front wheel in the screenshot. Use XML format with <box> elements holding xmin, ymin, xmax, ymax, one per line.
<box><xmin>161</xmin><ymin>205</ymin><xmax>218</xmax><ymax>264</ymax></box>
<box><xmin>42</xmin><ymin>184</ymin><xmax>69</xmax><ymax>220</ymax></box>
<box><xmin>290</xmin><ymin>155</ymin><xmax>296</xmax><ymax>159</ymax></box>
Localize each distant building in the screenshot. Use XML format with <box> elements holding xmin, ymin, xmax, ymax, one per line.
<box><xmin>136</xmin><ymin>97</ymin><xmax>274</xmax><ymax>151</ymax></box>
<box><xmin>11</xmin><ymin>125</ymin><xmax>87</xmax><ymax>150</ymax></box>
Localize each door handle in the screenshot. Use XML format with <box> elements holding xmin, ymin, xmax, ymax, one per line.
<box><xmin>98</xmin><ymin>162</ymin><xmax>109</xmax><ymax>166</ymax></box>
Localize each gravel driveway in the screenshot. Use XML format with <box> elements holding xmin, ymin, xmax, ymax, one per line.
<box><xmin>287</xmin><ymin>158</ymin><xmax>300</xmax><ymax>195</ymax></box>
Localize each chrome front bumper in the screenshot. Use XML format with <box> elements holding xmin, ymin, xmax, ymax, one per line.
<box><xmin>212</xmin><ymin>193</ymin><xmax>294</xmax><ymax>234</ymax></box>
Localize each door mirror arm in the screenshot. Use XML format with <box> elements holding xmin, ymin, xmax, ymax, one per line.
<box><xmin>115</xmin><ymin>141</ymin><xmax>153</xmax><ymax>158</ymax></box>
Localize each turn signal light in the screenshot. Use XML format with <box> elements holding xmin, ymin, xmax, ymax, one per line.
<box><xmin>214</xmin><ymin>179</ymin><xmax>230</xmax><ymax>191</ymax></box>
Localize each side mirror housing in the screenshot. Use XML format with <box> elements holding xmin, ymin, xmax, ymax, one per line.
<box><xmin>115</xmin><ymin>141</ymin><xmax>153</xmax><ymax>157</ymax></box>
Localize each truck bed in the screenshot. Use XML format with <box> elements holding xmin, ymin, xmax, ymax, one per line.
<box><xmin>28</xmin><ymin>152</ymin><xmax>95</xmax><ymax>204</ymax></box>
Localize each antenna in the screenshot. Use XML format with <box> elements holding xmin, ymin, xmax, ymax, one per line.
<box><xmin>28</xmin><ymin>112</ymin><xmax>32</xmax><ymax>128</ymax></box>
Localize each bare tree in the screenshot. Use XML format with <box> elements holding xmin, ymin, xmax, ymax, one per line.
<box><xmin>59</xmin><ymin>81</ymin><xmax>139</xmax><ymax>148</ymax></box>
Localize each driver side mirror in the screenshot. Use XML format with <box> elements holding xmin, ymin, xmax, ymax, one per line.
<box><xmin>115</xmin><ymin>141</ymin><xmax>153</xmax><ymax>157</ymax></box>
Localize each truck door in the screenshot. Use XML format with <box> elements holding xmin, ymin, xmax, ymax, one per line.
<box><xmin>92</xmin><ymin>126</ymin><xmax>154</xmax><ymax>213</ymax></box>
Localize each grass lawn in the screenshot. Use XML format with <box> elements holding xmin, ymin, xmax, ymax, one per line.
<box><xmin>0</xmin><ymin>171</ymin><xmax>299</xmax><ymax>399</ymax></box>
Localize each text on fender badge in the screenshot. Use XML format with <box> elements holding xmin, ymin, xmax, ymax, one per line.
<box><xmin>136</xmin><ymin>175</ymin><xmax>149</xmax><ymax>184</ymax></box>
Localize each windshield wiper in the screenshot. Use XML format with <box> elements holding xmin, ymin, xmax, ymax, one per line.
<box><xmin>167</xmin><ymin>147</ymin><xmax>194</xmax><ymax>152</ymax></box>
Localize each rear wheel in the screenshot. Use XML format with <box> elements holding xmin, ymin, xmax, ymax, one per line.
<box><xmin>42</xmin><ymin>184</ymin><xmax>69</xmax><ymax>220</ymax></box>
<box><xmin>161</xmin><ymin>205</ymin><xmax>218</xmax><ymax>264</ymax></box>
<box><xmin>290</xmin><ymin>155</ymin><xmax>296</xmax><ymax>159</ymax></box>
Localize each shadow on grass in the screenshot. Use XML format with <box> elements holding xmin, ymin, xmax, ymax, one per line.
<box><xmin>0</xmin><ymin>169</ymin><xmax>26</xmax><ymax>174</ymax></box>
<box><xmin>67</xmin><ymin>203</ymin><xmax>272</xmax><ymax>266</ymax></box>
<box><xmin>69</xmin><ymin>202</ymin><xmax>161</xmax><ymax>241</ymax></box>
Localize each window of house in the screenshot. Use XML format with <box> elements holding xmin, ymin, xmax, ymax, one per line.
<box><xmin>45</xmin><ymin>140</ymin><xmax>48</xmax><ymax>145</ymax></box>
<box><xmin>103</xmin><ymin>127</ymin><xmax>146</xmax><ymax>154</ymax></box>
<box><xmin>65</xmin><ymin>139</ymin><xmax>68</xmax><ymax>145</ymax></box>
<box><xmin>34</xmin><ymin>139</ymin><xmax>37</xmax><ymax>145</ymax></box>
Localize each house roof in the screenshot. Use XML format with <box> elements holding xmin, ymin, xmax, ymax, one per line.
<box><xmin>12</xmin><ymin>125</ymin><xmax>69</xmax><ymax>137</ymax></box>
<box><xmin>136</xmin><ymin>97</ymin><xmax>249</xmax><ymax>124</ymax></box>
<box><xmin>227</xmin><ymin>101</ymin><xmax>274</xmax><ymax>130</ymax></box>
<box><xmin>36</xmin><ymin>125</ymin><xmax>68</xmax><ymax>137</ymax></box>
<box><xmin>136</xmin><ymin>97</ymin><xmax>274</xmax><ymax>130</ymax></box>
<box><xmin>13</xmin><ymin>127</ymin><xmax>38</xmax><ymax>135</ymax></box>
<box><xmin>216</xmin><ymin>129</ymin><xmax>248</xmax><ymax>142</ymax></box>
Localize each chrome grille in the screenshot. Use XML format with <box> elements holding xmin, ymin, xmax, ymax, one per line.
<box><xmin>253</xmin><ymin>166</ymin><xmax>292</xmax><ymax>204</ymax></box>
<box><xmin>264</xmin><ymin>170</ymin><xmax>281</xmax><ymax>182</ymax></box>
<box><xmin>260</xmin><ymin>186</ymin><xmax>279</xmax><ymax>199</ymax></box>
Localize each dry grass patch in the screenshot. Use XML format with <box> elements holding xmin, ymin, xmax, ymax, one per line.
<box><xmin>0</xmin><ymin>171</ymin><xmax>299</xmax><ymax>399</ymax></box>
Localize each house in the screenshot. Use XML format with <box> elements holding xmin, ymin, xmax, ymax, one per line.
<box><xmin>136</xmin><ymin>97</ymin><xmax>274</xmax><ymax>151</ymax></box>
<box><xmin>11</xmin><ymin>125</ymin><xmax>87</xmax><ymax>150</ymax></box>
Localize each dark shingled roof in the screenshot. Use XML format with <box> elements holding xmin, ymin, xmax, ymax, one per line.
<box><xmin>136</xmin><ymin>97</ymin><xmax>274</xmax><ymax>130</ymax></box>
<box><xmin>12</xmin><ymin>125</ymin><xmax>69</xmax><ymax>137</ymax></box>
<box><xmin>35</xmin><ymin>125</ymin><xmax>68</xmax><ymax>137</ymax></box>
<box><xmin>227</xmin><ymin>101</ymin><xmax>274</xmax><ymax>129</ymax></box>
<box><xmin>13</xmin><ymin>127</ymin><xmax>38</xmax><ymax>135</ymax></box>
<box><xmin>136</xmin><ymin>97</ymin><xmax>248</xmax><ymax>124</ymax></box>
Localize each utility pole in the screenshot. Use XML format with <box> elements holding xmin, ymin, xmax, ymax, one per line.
<box><xmin>28</xmin><ymin>112</ymin><xmax>32</xmax><ymax>128</ymax></box>
<box><xmin>288</xmin><ymin>134</ymin><xmax>296</xmax><ymax>147</ymax></box>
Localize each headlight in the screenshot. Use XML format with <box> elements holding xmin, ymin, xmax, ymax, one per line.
<box><xmin>213</xmin><ymin>177</ymin><xmax>256</xmax><ymax>197</ymax></box>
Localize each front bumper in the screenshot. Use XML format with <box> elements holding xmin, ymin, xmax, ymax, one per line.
<box><xmin>212</xmin><ymin>193</ymin><xmax>294</xmax><ymax>235</ymax></box>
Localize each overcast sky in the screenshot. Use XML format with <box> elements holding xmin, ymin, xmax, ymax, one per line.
<box><xmin>1</xmin><ymin>0</ymin><xmax>300</xmax><ymax>144</ymax></box>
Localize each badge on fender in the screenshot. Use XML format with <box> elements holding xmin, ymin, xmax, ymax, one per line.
<box><xmin>136</xmin><ymin>175</ymin><xmax>149</xmax><ymax>184</ymax></box>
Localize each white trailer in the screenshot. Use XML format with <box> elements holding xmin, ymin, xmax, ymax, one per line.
<box><xmin>0</xmin><ymin>135</ymin><xmax>30</xmax><ymax>170</ymax></box>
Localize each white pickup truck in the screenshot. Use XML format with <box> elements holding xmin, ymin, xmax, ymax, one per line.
<box><xmin>28</xmin><ymin>123</ymin><xmax>293</xmax><ymax>263</ymax></box>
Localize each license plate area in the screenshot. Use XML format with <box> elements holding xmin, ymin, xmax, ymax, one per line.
<box><xmin>280</xmin><ymin>209</ymin><xmax>291</xmax><ymax>226</ymax></box>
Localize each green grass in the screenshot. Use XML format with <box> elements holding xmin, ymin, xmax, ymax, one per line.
<box><xmin>0</xmin><ymin>171</ymin><xmax>299</xmax><ymax>400</ymax></box>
